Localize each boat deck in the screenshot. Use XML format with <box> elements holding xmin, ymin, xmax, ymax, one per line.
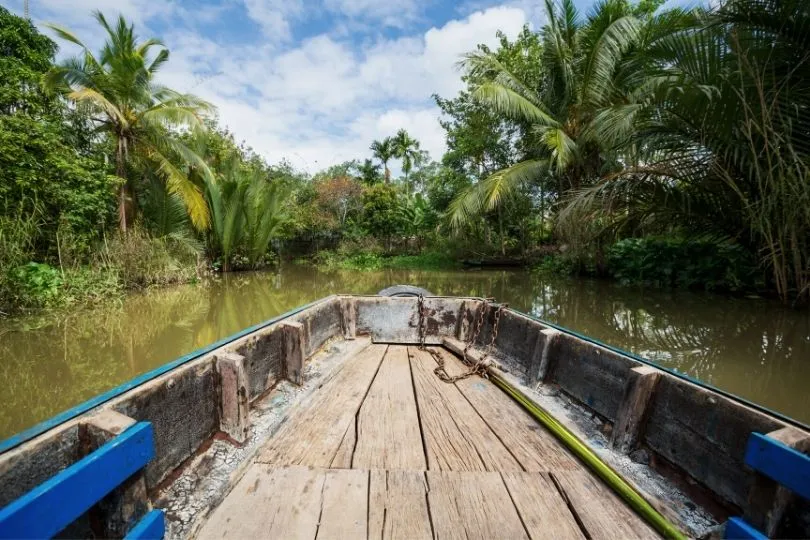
<box><xmin>196</xmin><ymin>343</ymin><xmax>658</xmax><ymax>539</ymax></box>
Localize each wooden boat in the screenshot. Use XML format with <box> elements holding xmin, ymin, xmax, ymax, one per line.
<box><xmin>1</xmin><ymin>291</ymin><xmax>809</xmax><ymax>539</ymax></box>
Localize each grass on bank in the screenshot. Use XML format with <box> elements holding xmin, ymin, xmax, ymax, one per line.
<box><xmin>310</xmin><ymin>250</ymin><xmax>459</xmax><ymax>271</ymax></box>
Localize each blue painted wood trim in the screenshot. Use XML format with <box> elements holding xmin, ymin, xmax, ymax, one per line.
<box><xmin>0</xmin><ymin>422</ymin><xmax>155</xmax><ymax>539</ymax></box>
<box><xmin>125</xmin><ymin>509</ymin><xmax>165</xmax><ymax>540</ymax></box>
<box><xmin>745</xmin><ymin>432</ymin><xmax>810</xmax><ymax>500</ymax></box>
<box><xmin>0</xmin><ymin>296</ymin><xmax>334</xmax><ymax>454</ymax></box>
<box><xmin>724</xmin><ymin>517</ymin><xmax>768</xmax><ymax>540</ymax></box>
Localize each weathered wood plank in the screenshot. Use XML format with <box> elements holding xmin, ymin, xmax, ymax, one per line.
<box><xmin>215</xmin><ymin>352</ymin><xmax>250</xmax><ymax>442</ymax></box>
<box><xmin>745</xmin><ymin>428</ymin><xmax>810</xmax><ymax>536</ymax></box>
<box><xmin>281</xmin><ymin>321</ymin><xmax>305</xmax><ymax>385</ymax></box>
<box><xmin>317</xmin><ymin>469</ymin><xmax>368</xmax><ymax>540</ymax></box>
<box><xmin>353</xmin><ymin>346</ymin><xmax>427</xmax><ymax>470</ymax></box>
<box><xmin>340</xmin><ymin>297</ymin><xmax>357</xmax><ymax>340</ymax></box>
<box><xmin>611</xmin><ymin>366</ymin><xmax>661</xmax><ymax>454</ymax></box>
<box><xmin>368</xmin><ymin>470</ymin><xmax>432</xmax><ymax>540</ymax></box>
<box><xmin>256</xmin><ymin>344</ymin><xmax>386</xmax><ymax>467</ymax></box>
<box><xmin>196</xmin><ymin>465</ymin><xmax>324</xmax><ymax>540</ymax></box>
<box><xmin>552</xmin><ymin>469</ymin><xmax>659</xmax><ymax>539</ymax></box>
<box><xmin>429</xmin><ymin>347</ymin><xmax>580</xmax><ymax>472</ymax></box>
<box><xmin>329</xmin><ymin>422</ymin><xmax>356</xmax><ymax>469</ymax></box>
<box><xmin>426</xmin><ymin>470</ymin><xmax>528</xmax><ymax>540</ymax></box>
<box><xmin>502</xmin><ymin>471</ymin><xmax>585</xmax><ymax>539</ymax></box>
<box><xmin>408</xmin><ymin>347</ymin><xmax>520</xmax><ymax>472</ymax></box>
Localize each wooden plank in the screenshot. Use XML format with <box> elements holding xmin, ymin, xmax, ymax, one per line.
<box><xmin>552</xmin><ymin>469</ymin><xmax>659</xmax><ymax>539</ymax></box>
<box><xmin>81</xmin><ymin>411</ymin><xmax>150</xmax><ymax>538</ymax></box>
<box><xmin>429</xmin><ymin>348</ymin><xmax>580</xmax><ymax>472</ymax></box>
<box><xmin>256</xmin><ymin>344</ymin><xmax>386</xmax><ymax>467</ymax></box>
<box><xmin>330</xmin><ymin>422</ymin><xmax>356</xmax><ymax>468</ymax></box>
<box><xmin>426</xmin><ymin>470</ymin><xmax>528</xmax><ymax>540</ymax></box>
<box><xmin>317</xmin><ymin>469</ymin><xmax>368</xmax><ymax>540</ymax></box>
<box><xmin>611</xmin><ymin>366</ymin><xmax>661</xmax><ymax>454</ymax></box>
<box><xmin>124</xmin><ymin>509</ymin><xmax>165</xmax><ymax>540</ymax></box>
<box><xmin>353</xmin><ymin>346</ymin><xmax>427</xmax><ymax>470</ymax></box>
<box><xmin>745</xmin><ymin>431</ymin><xmax>810</xmax><ymax>501</ymax></box>
<box><xmin>281</xmin><ymin>321</ymin><xmax>305</xmax><ymax>385</ymax></box>
<box><xmin>215</xmin><ymin>352</ymin><xmax>250</xmax><ymax>442</ymax></box>
<box><xmin>197</xmin><ymin>465</ymin><xmax>325</xmax><ymax>540</ymax></box>
<box><xmin>368</xmin><ymin>470</ymin><xmax>432</xmax><ymax>540</ymax></box>
<box><xmin>340</xmin><ymin>298</ymin><xmax>356</xmax><ymax>340</ymax></box>
<box><xmin>408</xmin><ymin>347</ymin><xmax>520</xmax><ymax>472</ymax></box>
<box><xmin>745</xmin><ymin>427</ymin><xmax>810</xmax><ymax>536</ymax></box>
<box><xmin>0</xmin><ymin>422</ymin><xmax>155</xmax><ymax>540</ymax></box>
<box><xmin>502</xmin><ymin>471</ymin><xmax>585</xmax><ymax>539</ymax></box>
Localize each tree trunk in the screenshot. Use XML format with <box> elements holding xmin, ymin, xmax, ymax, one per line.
<box><xmin>498</xmin><ymin>204</ymin><xmax>506</xmax><ymax>256</ymax></box>
<box><xmin>116</xmin><ymin>138</ymin><xmax>129</xmax><ymax>233</ymax></box>
<box><xmin>384</xmin><ymin>164</ymin><xmax>390</xmax><ymax>184</ymax></box>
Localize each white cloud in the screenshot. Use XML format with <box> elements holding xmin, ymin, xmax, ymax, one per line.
<box><xmin>242</xmin><ymin>0</ymin><xmax>303</xmax><ymax>41</ymax></box>
<box><xmin>10</xmin><ymin>0</ymin><xmax>530</xmax><ymax>175</ymax></box>
<box><xmin>322</xmin><ymin>0</ymin><xmax>421</xmax><ymax>28</ymax></box>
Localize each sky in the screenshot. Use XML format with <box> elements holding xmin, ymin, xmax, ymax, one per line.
<box><xmin>3</xmin><ymin>0</ymin><xmax>676</xmax><ymax>174</ymax></box>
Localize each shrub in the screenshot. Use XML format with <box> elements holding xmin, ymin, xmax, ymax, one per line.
<box><xmin>99</xmin><ymin>227</ymin><xmax>197</xmax><ymax>288</ymax></box>
<box><xmin>607</xmin><ymin>237</ymin><xmax>761</xmax><ymax>292</ymax></box>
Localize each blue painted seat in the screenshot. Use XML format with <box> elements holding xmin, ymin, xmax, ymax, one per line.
<box><xmin>724</xmin><ymin>432</ymin><xmax>810</xmax><ymax>539</ymax></box>
<box><xmin>0</xmin><ymin>422</ymin><xmax>163</xmax><ymax>539</ymax></box>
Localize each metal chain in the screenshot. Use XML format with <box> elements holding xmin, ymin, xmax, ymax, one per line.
<box><xmin>430</xmin><ymin>299</ymin><xmax>508</xmax><ymax>383</ymax></box>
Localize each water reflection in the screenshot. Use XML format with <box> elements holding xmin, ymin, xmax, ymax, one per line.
<box><xmin>0</xmin><ymin>264</ymin><xmax>807</xmax><ymax>439</ymax></box>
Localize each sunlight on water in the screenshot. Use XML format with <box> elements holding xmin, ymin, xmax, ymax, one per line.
<box><xmin>0</xmin><ymin>264</ymin><xmax>808</xmax><ymax>439</ymax></box>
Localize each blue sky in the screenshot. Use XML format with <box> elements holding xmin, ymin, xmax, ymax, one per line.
<box><xmin>2</xmin><ymin>0</ymin><xmax>675</xmax><ymax>173</ymax></box>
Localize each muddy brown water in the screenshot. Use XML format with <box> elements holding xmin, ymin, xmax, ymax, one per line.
<box><xmin>1</xmin><ymin>264</ymin><xmax>808</xmax><ymax>440</ymax></box>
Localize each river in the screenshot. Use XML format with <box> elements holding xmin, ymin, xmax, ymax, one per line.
<box><xmin>1</xmin><ymin>264</ymin><xmax>808</xmax><ymax>439</ymax></box>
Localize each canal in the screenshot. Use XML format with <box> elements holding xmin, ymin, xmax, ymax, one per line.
<box><xmin>1</xmin><ymin>264</ymin><xmax>808</xmax><ymax>439</ymax></box>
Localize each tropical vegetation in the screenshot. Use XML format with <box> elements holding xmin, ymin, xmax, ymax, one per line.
<box><xmin>2</xmin><ymin>0</ymin><xmax>809</xmax><ymax>313</ymax></box>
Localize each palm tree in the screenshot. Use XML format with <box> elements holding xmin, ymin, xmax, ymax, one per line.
<box><xmin>449</xmin><ymin>0</ymin><xmax>694</xmax><ymax>229</ymax></box>
<box><xmin>393</xmin><ymin>129</ymin><xmax>421</xmax><ymax>193</ymax></box>
<box><xmin>44</xmin><ymin>11</ymin><xmax>214</xmax><ymax>232</ymax></box>
<box><xmin>369</xmin><ymin>137</ymin><xmax>396</xmax><ymax>183</ymax></box>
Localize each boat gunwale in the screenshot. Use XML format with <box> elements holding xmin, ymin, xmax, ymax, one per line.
<box><xmin>2</xmin><ymin>293</ymin><xmax>806</xmax><ymax>455</ymax></box>
<box><xmin>0</xmin><ymin>295</ymin><xmax>336</xmax><ymax>454</ymax></box>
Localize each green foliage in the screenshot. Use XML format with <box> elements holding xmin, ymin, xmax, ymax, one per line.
<box><xmin>45</xmin><ymin>10</ymin><xmax>214</xmax><ymax>231</ymax></box>
<box><xmin>313</xmin><ymin>250</ymin><xmax>457</xmax><ymax>271</ymax></box>
<box><xmin>9</xmin><ymin>263</ymin><xmax>63</xmax><ymax>303</ymax></box>
<box><xmin>99</xmin><ymin>227</ymin><xmax>197</xmax><ymax>288</ymax></box>
<box><xmin>361</xmin><ymin>184</ymin><xmax>404</xmax><ymax>240</ymax></box>
<box><xmin>607</xmin><ymin>238</ymin><xmax>760</xmax><ymax>292</ymax></box>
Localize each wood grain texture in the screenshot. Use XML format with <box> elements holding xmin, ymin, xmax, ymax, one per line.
<box><xmin>409</xmin><ymin>347</ymin><xmax>520</xmax><ymax>472</ymax></box>
<box><xmin>256</xmin><ymin>344</ymin><xmax>386</xmax><ymax>466</ymax></box>
<box><xmin>611</xmin><ymin>366</ymin><xmax>661</xmax><ymax>454</ymax></box>
<box><xmin>501</xmin><ymin>471</ymin><xmax>585</xmax><ymax>539</ymax></box>
<box><xmin>329</xmin><ymin>421</ymin><xmax>356</xmax><ymax>469</ymax></box>
<box><xmin>426</xmin><ymin>470</ymin><xmax>529</xmax><ymax>540</ymax></box>
<box><xmin>317</xmin><ymin>469</ymin><xmax>368</xmax><ymax>539</ymax></box>
<box><xmin>368</xmin><ymin>469</ymin><xmax>433</xmax><ymax>540</ymax></box>
<box><xmin>552</xmin><ymin>469</ymin><xmax>660</xmax><ymax>539</ymax></box>
<box><xmin>429</xmin><ymin>347</ymin><xmax>580</xmax><ymax>472</ymax></box>
<box><xmin>197</xmin><ymin>465</ymin><xmax>325</xmax><ymax>540</ymax></box>
<box><xmin>353</xmin><ymin>346</ymin><xmax>427</xmax><ymax>470</ymax></box>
